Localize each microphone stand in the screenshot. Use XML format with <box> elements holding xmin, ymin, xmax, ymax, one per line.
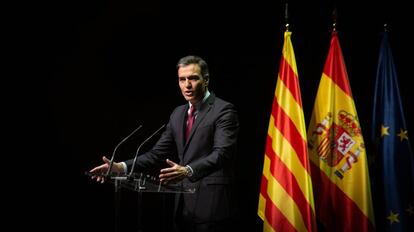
<box><xmin>106</xmin><ymin>124</ymin><xmax>142</xmax><ymax>232</ymax></box>
<box><xmin>128</xmin><ymin>124</ymin><xmax>166</xmax><ymax>178</ymax></box>
<box><xmin>106</xmin><ymin>125</ymin><xmax>143</xmax><ymax>177</ymax></box>
<box><xmin>129</xmin><ymin>124</ymin><xmax>165</xmax><ymax>232</ymax></box>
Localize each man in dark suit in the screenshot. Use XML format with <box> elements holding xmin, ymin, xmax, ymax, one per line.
<box><xmin>89</xmin><ymin>55</ymin><xmax>239</xmax><ymax>232</ymax></box>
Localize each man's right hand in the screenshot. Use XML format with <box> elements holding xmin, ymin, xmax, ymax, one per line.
<box><xmin>89</xmin><ymin>156</ymin><xmax>124</xmax><ymax>183</ymax></box>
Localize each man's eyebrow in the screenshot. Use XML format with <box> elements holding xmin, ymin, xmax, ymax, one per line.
<box><xmin>179</xmin><ymin>75</ymin><xmax>200</xmax><ymax>79</ymax></box>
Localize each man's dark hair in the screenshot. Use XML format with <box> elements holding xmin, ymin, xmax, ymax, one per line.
<box><xmin>176</xmin><ymin>55</ymin><xmax>210</xmax><ymax>82</ymax></box>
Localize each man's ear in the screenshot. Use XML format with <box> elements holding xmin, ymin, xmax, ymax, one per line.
<box><xmin>204</xmin><ymin>75</ymin><xmax>209</xmax><ymax>86</ymax></box>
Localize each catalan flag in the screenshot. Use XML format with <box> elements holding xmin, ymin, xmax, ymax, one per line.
<box><xmin>307</xmin><ymin>31</ymin><xmax>375</xmax><ymax>231</ymax></box>
<box><xmin>371</xmin><ymin>31</ymin><xmax>414</xmax><ymax>232</ymax></box>
<box><xmin>258</xmin><ymin>31</ymin><xmax>317</xmax><ymax>232</ymax></box>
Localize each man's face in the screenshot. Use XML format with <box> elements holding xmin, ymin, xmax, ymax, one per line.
<box><xmin>178</xmin><ymin>64</ymin><xmax>207</xmax><ymax>104</ymax></box>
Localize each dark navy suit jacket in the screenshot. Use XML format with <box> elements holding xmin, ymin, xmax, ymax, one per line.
<box><xmin>125</xmin><ymin>93</ymin><xmax>239</xmax><ymax>223</ymax></box>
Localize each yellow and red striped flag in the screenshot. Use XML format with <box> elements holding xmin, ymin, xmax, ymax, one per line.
<box><xmin>258</xmin><ymin>31</ymin><xmax>317</xmax><ymax>232</ymax></box>
<box><xmin>307</xmin><ymin>31</ymin><xmax>375</xmax><ymax>231</ymax></box>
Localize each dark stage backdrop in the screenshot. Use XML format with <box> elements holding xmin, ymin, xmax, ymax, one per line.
<box><xmin>15</xmin><ymin>0</ymin><xmax>413</xmax><ymax>231</ymax></box>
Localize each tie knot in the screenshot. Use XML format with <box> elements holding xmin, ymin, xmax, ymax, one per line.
<box><xmin>189</xmin><ymin>105</ymin><xmax>196</xmax><ymax>116</ymax></box>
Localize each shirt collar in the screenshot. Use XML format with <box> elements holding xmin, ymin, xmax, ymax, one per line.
<box><xmin>189</xmin><ymin>90</ymin><xmax>210</xmax><ymax>110</ymax></box>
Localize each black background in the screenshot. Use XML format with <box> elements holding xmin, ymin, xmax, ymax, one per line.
<box><xmin>11</xmin><ymin>0</ymin><xmax>413</xmax><ymax>231</ymax></box>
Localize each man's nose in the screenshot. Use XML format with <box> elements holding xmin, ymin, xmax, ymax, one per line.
<box><xmin>185</xmin><ymin>79</ymin><xmax>192</xmax><ymax>87</ymax></box>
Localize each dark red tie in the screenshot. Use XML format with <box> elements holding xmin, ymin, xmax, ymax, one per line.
<box><xmin>185</xmin><ymin>105</ymin><xmax>195</xmax><ymax>140</ymax></box>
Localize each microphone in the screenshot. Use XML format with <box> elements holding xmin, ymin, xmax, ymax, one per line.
<box><xmin>128</xmin><ymin>124</ymin><xmax>166</xmax><ymax>177</ymax></box>
<box><xmin>105</xmin><ymin>124</ymin><xmax>143</xmax><ymax>177</ymax></box>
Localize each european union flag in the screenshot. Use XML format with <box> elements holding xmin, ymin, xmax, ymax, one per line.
<box><xmin>371</xmin><ymin>32</ymin><xmax>414</xmax><ymax>232</ymax></box>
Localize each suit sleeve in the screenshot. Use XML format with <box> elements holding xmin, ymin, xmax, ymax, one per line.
<box><xmin>188</xmin><ymin>103</ymin><xmax>239</xmax><ymax>181</ymax></box>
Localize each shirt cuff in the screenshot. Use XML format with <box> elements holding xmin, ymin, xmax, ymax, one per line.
<box><xmin>120</xmin><ymin>162</ymin><xmax>127</xmax><ymax>173</ymax></box>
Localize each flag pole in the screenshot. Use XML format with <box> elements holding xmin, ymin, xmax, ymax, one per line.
<box><xmin>284</xmin><ymin>2</ymin><xmax>289</xmax><ymax>32</ymax></box>
<box><xmin>332</xmin><ymin>7</ymin><xmax>338</xmax><ymax>31</ymax></box>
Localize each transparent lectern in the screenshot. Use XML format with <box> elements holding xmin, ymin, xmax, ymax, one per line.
<box><xmin>86</xmin><ymin>171</ymin><xmax>195</xmax><ymax>232</ymax></box>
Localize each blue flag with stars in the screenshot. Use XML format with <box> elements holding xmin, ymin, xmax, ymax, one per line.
<box><xmin>371</xmin><ymin>31</ymin><xmax>414</xmax><ymax>232</ymax></box>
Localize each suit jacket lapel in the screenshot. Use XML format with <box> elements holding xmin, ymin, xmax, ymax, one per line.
<box><xmin>177</xmin><ymin>105</ymin><xmax>188</xmax><ymax>159</ymax></box>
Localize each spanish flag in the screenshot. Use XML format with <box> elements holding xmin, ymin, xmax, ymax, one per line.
<box><xmin>307</xmin><ymin>31</ymin><xmax>375</xmax><ymax>231</ymax></box>
<box><xmin>258</xmin><ymin>31</ymin><xmax>317</xmax><ymax>232</ymax></box>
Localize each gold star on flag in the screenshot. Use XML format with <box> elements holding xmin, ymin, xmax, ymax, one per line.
<box><xmin>381</xmin><ymin>124</ymin><xmax>390</xmax><ymax>137</ymax></box>
<box><xmin>406</xmin><ymin>205</ymin><xmax>414</xmax><ymax>216</ymax></box>
<box><xmin>397</xmin><ymin>129</ymin><xmax>408</xmax><ymax>141</ymax></box>
<box><xmin>387</xmin><ymin>211</ymin><xmax>400</xmax><ymax>224</ymax></box>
